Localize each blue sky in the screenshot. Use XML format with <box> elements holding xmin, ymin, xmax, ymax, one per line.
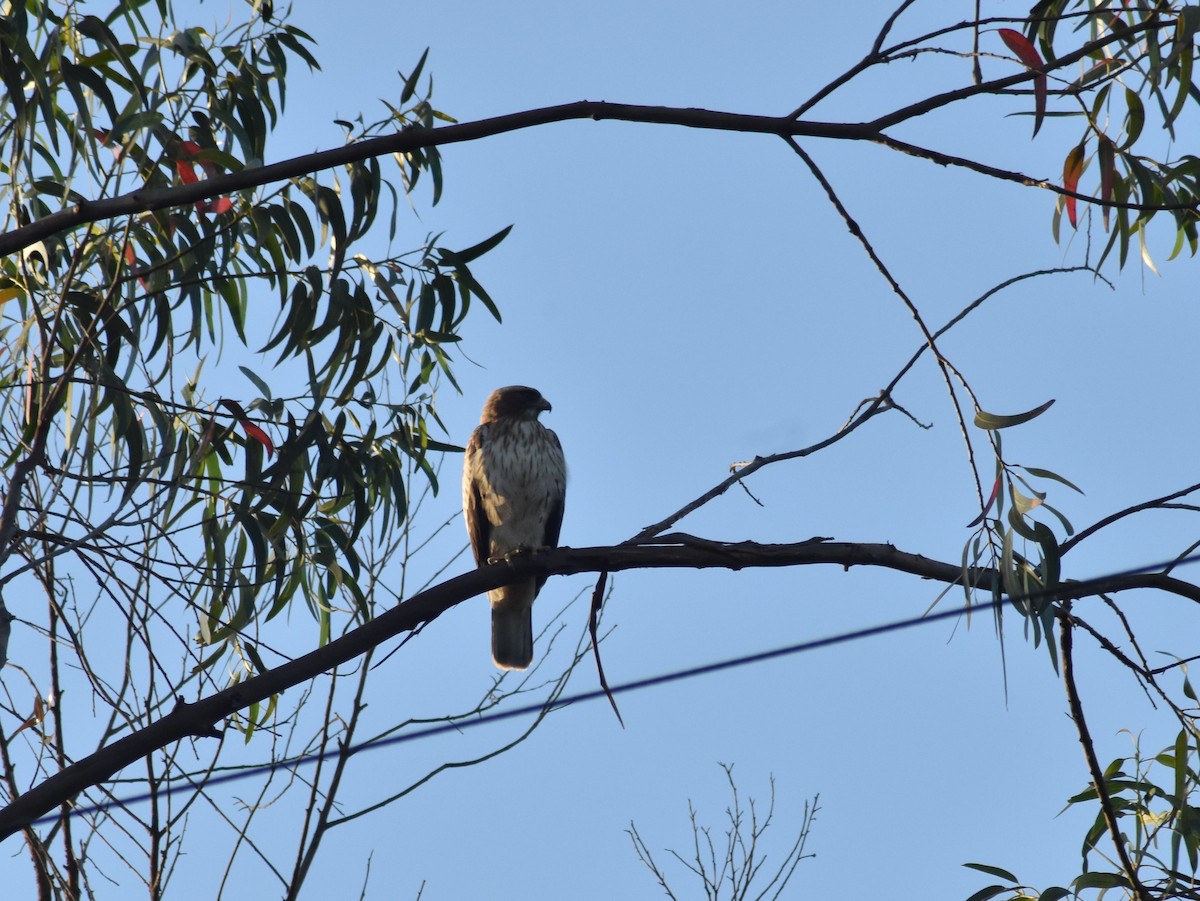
<box><xmin>9</xmin><ymin>1</ymin><xmax>1200</xmax><ymax>898</ymax></box>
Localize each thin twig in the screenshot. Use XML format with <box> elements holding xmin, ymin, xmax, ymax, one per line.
<box><xmin>1062</xmin><ymin>480</ymin><xmax>1200</xmax><ymax>555</ymax></box>
<box><xmin>588</xmin><ymin>571</ymin><xmax>624</xmax><ymax>728</ymax></box>
<box><xmin>784</xmin><ymin>138</ymin><xmax>986</xmax><ymax>508</ymax></box>
<box><xmin>1058</xmin><ymin>605</ymin><xmax>1151</xmax><ymax>901</ymax></box>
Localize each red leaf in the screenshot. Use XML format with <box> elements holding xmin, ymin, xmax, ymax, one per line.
<box><xmin>175</xmin><ymin>141</ymin><xmax>203</xmax><ymax>184</ymax></box>
<box><xmin>94</xmin><ymin>128</ymin><xmax>123</xmax><ymax>159</ymax></box>
<box><xmin>984</xmin><ymin>476</ymin><xmax>1001</xmax><ymax>511</ymax></box>
<box><xmin>242</xmin><ymin>422</ymin><xmax>275</xmax><ymax>457</ymax></box>
<box><xmin>123</xmin><ymin>242</ymin><xmax>148</xmax><ymax>289</ymax></box>
<box><xmin>179</xmin><ymin>140</ymin><xmax>224</xmax><ymax>178</ymax></box>
<box><xmin>193</xmin><ymin>197</ymin><xmax>232</xmax><ymax>214</ymax></box>
<box><xmin>218</xmin><ymin>398</ymin><xmax>275</xmax><ymax>457</ymax></box>
<box><xmin>998</xmin><ymin>28</ymin><xmax>1043</xmax><ymax>69</ymax></box>
<box><xmin>1063</xmin><ymin>143</ymin><xmax>1087</xmax><ymax>228</ymax></box>
<box><xmin>176</xmin><ymin>141</ymin><xmax>228</xmax><ymax>209</ymax></box>
<box><xmin>999</xmin><ymin>28</ymin><xmax>1047</xmax><ymax>137</ymax></box>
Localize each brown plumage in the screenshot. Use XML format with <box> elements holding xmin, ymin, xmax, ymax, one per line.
<box><xmin>462</xmin><ymin>386</ymin><xmax>566</xmax><ymax>669</ymax></box>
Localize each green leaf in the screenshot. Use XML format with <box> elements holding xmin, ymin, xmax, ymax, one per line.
<box><xmin>963</xmin><ymin>887</ymin><xmax>1012</xmax><ymax>901</ymax></box>
<box><xmin>218</xmin><ymin>277</ymin><xmax>248</xmax><ymax>343</ymax></box>
<box><xmin>440</xmin><ymin>224</ymin><xmax>514</xmax><ymax>265</ymax></box>
<box><xmin>63</xmin><ymin>57</ymin><xmax>119</xmax><ymax>124</ymax></box>
<box><xmin>1000</xmin><ymin>525</ymin><xmax>1023</xmax><ymax>601</ymax></box>
<box><xmin>77</xmin><ymin>16</ymin><xmax>145</xmax><ymax>97</ymax></box>
<box><xmin>232</xmin><ymin>508</ymin><xmax>269</xmax><ymax>587</ymax></box>
<box><xmin>1071</xmin><ymin>871</ymin><xmax>1130</xmax><ymax>891</ymax></box>
<box><xmin>454</xmin><ymin>263</ymin><xmax>502</xmax><ymax>322</ymax></box>
<box><xmin>400</xmin><ymin>47</ymin><xmax>430</xmax><ymax>104</ymax></box>
<box><xmin>286</xmin><ymin>196</ymin><xmax>317</xmax><ymax>256</ymax></box>
<box><xmin>1102</xmin><ymin>757</ymin><xmax>1126</xmax><ymax>780</ymax></box>
<box><xmin>300</xmin><ymin>180</ymin><xmax>347</xmax><ymax>279</ymax></box>
<box><xmin>961</xmin><ymin>533</ymin><xmax>980</xmax><ymax>609</ymax></box>
<box><xmin>1039</xmin><ymin>501</ymin><xmax>1074</xmax><ymax>537</ymax></box>
<box><xmin>1175</xmin><ymin>729</ymin><xmax>1188</xmax><ymax>810</ymax></box>
<box><xmin>239</xmin><ymin>365</ymin><xmax>274</xmax><ymax>400</ymax></box>
<box><xmin>974</xmin><ymin>399</ymin><xmax>1055</xmax><ymax>431</ymax></box>
<box><xmin>243</xmin><ymin>641</ymin><xmax>267</xmax><ymax>674</ymax></box>
<box><xmin>1016</xmin><ymin>466</ymin><xmax>1084</xmax><ymax>495</ymax></box>
<box><xmin>277</xmin><ymin>26</ymin><xmax>321</xmax><ymax>70</ymax></box>
<box><xmin>1139</xmin><ymin>227</ymin><xmax>1160</xmax><ymax>276</ymax></box>
<box><xmin>1167</xmin><ymin>12</ymin><xmax>1198</xmax><ymax>129</ymax></box>
<box><xmin>1121</xmin><ymin>87</ymin><xmax>1145</xmax><ymax>150</ymax></box>
<box><xmin>1007</xmin><ymin>507</ymin><xmax>1039</xmax><ymax>543</ymax></box>
<box><xmin>1033</xmin><ymin>520</ymin><xmax>1060</xmax><ymax>590</ymax></box>
<box><xmin>31</xmin><ymin>179</ymin><xmax>89</xmax><ymax>204</ymax></box>
<box><xmin>1010</xmin><ymin>484</ymin><xmax>1044</xmax><ymax>517</ymax></box>
<box><xmin>1037</xmin><ymin>889</ymin><xmax>1070</xmax><ymax>901</ymax></box>
<box><xmin>963</xmin><ymin>863</ymin><xmax>1019</xmax><ymax>883</ymax></box>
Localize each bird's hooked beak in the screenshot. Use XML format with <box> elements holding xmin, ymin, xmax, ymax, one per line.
<box><xmin>535</xmin><ymin>396</ymin><xmax>552</xmax><ymax>413</ymax></box>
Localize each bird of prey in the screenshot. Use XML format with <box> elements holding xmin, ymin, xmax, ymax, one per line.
<box><xmin>462</xmin><ymin>386</ymin><xmax>567</xmax><ymax>669</ymax></box>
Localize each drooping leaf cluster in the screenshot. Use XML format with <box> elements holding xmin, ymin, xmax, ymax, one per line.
<box><xmin>952</xmin><ymin>396</ymin><xmax>1078</xmax><ymax>675</ymax></box>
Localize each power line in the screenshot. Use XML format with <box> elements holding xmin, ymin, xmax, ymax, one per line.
<box><xmin>25</xmin><ymin>547</ymin><xmax>1200</xmax><ymax>829</ymax></box>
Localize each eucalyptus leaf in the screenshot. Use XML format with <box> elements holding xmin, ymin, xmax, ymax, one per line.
<box><xmin>974</xmin><ymin>399</ymin><xmax>1056</xmax><ymax>431</ymax></box>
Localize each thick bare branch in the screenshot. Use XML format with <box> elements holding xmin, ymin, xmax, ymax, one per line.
<box><xmin>0</xmin><ymin>12</ymin><xmax>1185</xmax><ymax>263</ymax></box>
<box><xmin>0</xmin><ymin>104</ymin><xmax>869</xmax><ymax>258</ymax></box>
<box><xmin>3</xmin><ymin>533</ymin><xmax>1197</xmax><ymax>838</ymax></box>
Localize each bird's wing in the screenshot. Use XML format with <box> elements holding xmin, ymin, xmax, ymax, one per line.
<box><xmin>534</xmin><ymin>428</ymin><xmax>567</xmax><ymax>595</ymax></box>
<box><xmin>542</xmin><ymin>429</ymin><xmax>566</xmax><ymax>550</ymax></box>
<box><xmin>463</xmin><ymin>425</ymin><xmax>491</xmax><ymax>567</ymax></box>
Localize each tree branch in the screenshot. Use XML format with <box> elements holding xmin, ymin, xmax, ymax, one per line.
<box><xmin>0</xmin><ymin>104</ymin><xmax>870</xmax><ymax>258</ymax></box>
<box><xmin>784</xmin><ymin>137</ymin><xmax>986</xmax><ymax>509</ymax></box>
<box><xmin>865</xmin><ymin>16</ymin><xmax>1169</xmax><ymax>131</ymax></box>
<box><xmin>1061</xmin><ymin>480</ymin><xmax>1200</xmax><ymax>555</ymax></box>
<box><xmin>2</xmin><ymin>533</ymin><xmax>1196</xmax><ymax>838</ymax></box>
<box><xmin>0</xmin><ymin>10</ymin><xmax>1183</xmax><ymax>262</ymax></box>
<box><xmin>874</xmin><ymin>133</ymin><xmax>1199</xmax><ymax>213</ymax></box>
<box><xmin>626</xmin><ymin>399</ymin><xmax>891</xmax><ymax>542</ymax></box>
<box><xmin>1058</xmin><ymin>606</ymin><xmax>1151</xmax><ymax>901</ymax></box>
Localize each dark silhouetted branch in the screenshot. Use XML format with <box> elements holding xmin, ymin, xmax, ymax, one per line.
<box><xmin>2</xmin><ymin>534</ymin><xmax>1196</xmax><ymax>838</ymax></box>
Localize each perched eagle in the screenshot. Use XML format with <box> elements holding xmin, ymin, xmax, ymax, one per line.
<box><xmin>462</xmin><ymin>386</ymin><xmax>566</xmax><ymax>669</ymax></box>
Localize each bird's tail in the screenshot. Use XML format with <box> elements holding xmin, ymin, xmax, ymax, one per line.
<box><xmin>491</xmin><ymin>594</ymin><xmax>534</xmax><ymax>670</ymax></box>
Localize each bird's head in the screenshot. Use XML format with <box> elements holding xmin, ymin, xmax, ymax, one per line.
<box><xmin>481</xmin><ymin>385</ymin><xmax>552</xmax><ymax>422</ymax></box>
